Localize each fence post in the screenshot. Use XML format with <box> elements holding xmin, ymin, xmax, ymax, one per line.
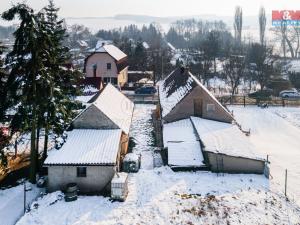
<box><xmin>243</xmin><ymin>96</ymin><xmax>246</xmax><ymax>107</ymax></box>
<box><xmin>285</xmin><ymin>169</ymin><xmax>287</xmax><ymax>197</ymax></box>
<box><xmin>282</xmin><ymin>99</ymin><xmax>285</xmax><ymax>107</ymax></box>
<box><xmin>24</xmin><ymin>181</ymin><xmax>26</xmax><ymax>214</ymax></box>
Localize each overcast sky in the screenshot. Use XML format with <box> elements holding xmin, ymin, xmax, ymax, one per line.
<box><xmin>0</xmin><ymin>0</ymin><xmax>299</xmax><ymax>18</ymax></box>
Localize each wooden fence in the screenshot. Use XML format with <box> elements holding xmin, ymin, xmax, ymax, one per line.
<box><xmin>217</xmin><ymin>95</ymin><xmax>300</xmax><ymax>107</ymax></box>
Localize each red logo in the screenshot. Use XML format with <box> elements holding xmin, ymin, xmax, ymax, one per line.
<box><xmin>272</xmin><ymin>10</ymin><xmax>300</xmax><ymax>21</ymax></box>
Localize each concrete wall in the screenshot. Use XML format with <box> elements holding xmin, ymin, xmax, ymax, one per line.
<box><xmin>47</xmin><ymin>165</ymin><xmax>116</xmax><ymax>193</ymax></box>
<box><xmin>72</xmin><ymin>104</ymin><xmax>118</xmax><ymax>129</ymax></box>
<box><xmin>163</xmin><ymin>86</ymin><xmax>233</xmax><ymax>123</ymax></box>
<box><xmin>205</xmin><ymin>151</ymin><xmax>265</xmax><ymax>174</ymax></box>
<box><xmin>86</xmin><ymin>53</ymin><xmax>118</xmax><ymax>78</ymax></box>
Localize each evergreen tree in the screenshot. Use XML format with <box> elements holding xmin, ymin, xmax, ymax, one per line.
<box><xmin>40</xmin><ymin>0</ymin><xmax>83</xmax><ymax>161</ymax></box>
<box><xmin>0</xmin><ymin>42</ymin><xmax>9</xmax><ymax>167</ymax></box>
<box><xmin>2</xmin><ymin>4</ymin><xmax>48</xmax><ymax>183</ymax></box>
<box><xmin>2</xmin><ymin>2</ymin><xmax>83</xmax><ymax>183</ymax></box>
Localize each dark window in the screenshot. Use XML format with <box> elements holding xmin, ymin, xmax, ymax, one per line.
<box><xmin>103</xmin><ymin>77</ymin><xmax>109</xmax><ymax>83</ymax></box>
<box><xmin>92</xmin><ymin>64</ymin><xmax>97</xmax><ymax>77</ymax></box>
<box><xmin>103</xmin><ymin>77</ymin><xmax>117</xmax><ymax>85</ymax></box>
<box><xmin>77</xmin><ymin>167</ymin><xmax>87</xmax><ymax>177</ymax></box>
<box><xmin>111</xmin><ymin>77</ymin><xmax>118</xmax><ymax>84</ymax></box>
<box><xmin>107</xmin><ymin>63</ymin><xmax>111</xmax><ymax>70</ymax></box>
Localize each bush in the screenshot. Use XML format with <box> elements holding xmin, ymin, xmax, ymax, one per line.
<box><xmin>289</xmin><ymin>72</ymin><xmax>300</xmax><ymax>90</ymax></box>
<box><xmin>248</xmin><ymin>89</ymin><xmax>272</xmax><ymax>100</ymax></box>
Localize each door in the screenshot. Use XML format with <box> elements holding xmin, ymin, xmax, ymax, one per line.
<box><xmin>194</xmin><ymin>98</ymin><xmax>203</xmax><ymax>117</ymax></box>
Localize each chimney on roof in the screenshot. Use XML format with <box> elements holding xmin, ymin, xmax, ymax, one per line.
<box><xmin>102</xmin><ymin>42</ymin><xmax>105</xmax><ymax>46</ymax></box>
<box><xmin>180</xmin><ymin>67</ymin><xmax>185</xmax><ymax>74</ymax></box>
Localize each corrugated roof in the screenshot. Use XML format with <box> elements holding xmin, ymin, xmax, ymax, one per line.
<box><xmin>190</xmin><ymin>117</ymin><xmax>264</xmax><ymax>160</ymax></box>
<box><xmin>44</xmin><ymin>129</ymin><xmax>122</xmax><ymax>165</ymax></box>
<box><xmin>93</xmin><ymin>83</ymin><xmax>134</xmax><ymax>134</ymax></box>
<box><xmin>90</xmin><ymin>44</ymin><xmax>127</xmax><ymax>61</ymax></box>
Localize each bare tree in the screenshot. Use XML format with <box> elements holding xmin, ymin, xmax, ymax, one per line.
<box><xmin>234</xmin><ymin>6</ymin><xmax>243</xmax><ymax>47</ymax></box>
<box><xmin>223</xmin><ymin>55</ymin><xmax>245</xmax><ymax>97</ymax></box>
<box><xmin>259</xmin><ymin>7</ymin><xmax>266</xmax><ymax>46</ymax></box>
<box><xmin>272</xmin><ymin>22</ymin><xmax>300</xmax><ymax>58</ymax></box>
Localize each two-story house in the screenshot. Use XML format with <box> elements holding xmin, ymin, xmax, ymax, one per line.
<box><xmin>84</xmin><ymin>43</ymin><xmax>128</xmax><ymax>89</ymax></box>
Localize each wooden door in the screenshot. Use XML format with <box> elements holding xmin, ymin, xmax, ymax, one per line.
<box><xmin>194</xmin><ymin>98</ymin><xmax>203</xmax><ymax>117</ymax></box>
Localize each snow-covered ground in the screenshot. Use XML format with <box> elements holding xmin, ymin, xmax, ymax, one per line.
<box><xmin>129</xmin><ymin>104</ymin><xmax>157</xmax><ymax>170</ymax></box>
<box><xmin>15</xmin><ymin>168</ymin><xmax>300</xmax><ymax>225</ymax></box>
<box><xmin>0</xmin><ymin>182</ymin><xmax>42</xmax><ymax>225</ymax></box>
<box><xmin>5</xmin><ymin>104</ymin><xmax>300</xmax><ymax>225</ymax></box>
<box><xmin>229</xmin><ymin>106</ymin><xmax>300</xmax><ymax>206</ymax></box>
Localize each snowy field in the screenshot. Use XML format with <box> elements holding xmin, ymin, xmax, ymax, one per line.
<box><xmin>15</xmin><ymin>168</ymin><xmax>300</xmax><ymax>225</ymax></box>
<box><xmin>229</xmin><ymin>106</ymin><xmax>300</xmax><ymax>206</ymax></box>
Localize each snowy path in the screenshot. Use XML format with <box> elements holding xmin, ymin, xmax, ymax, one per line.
<box><xmin>230</xmin><ymin>106</ymin><xmax>300</xmax><ymax>206</ymax></box>
<box><xmin>130</xmin><ymin>104</ymin><xmax>156</xmax><ymax>170</ymax></box>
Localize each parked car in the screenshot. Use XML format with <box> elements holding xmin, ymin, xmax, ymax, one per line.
<box><xmin>135</xmin><ymin>86</ymin><xmax>157</xmax><ymax>94</ymax></box>
<box><xmin>279</xmin><ymin>89</ymin><xmax>300</xmax><ymax>98</ymax></box>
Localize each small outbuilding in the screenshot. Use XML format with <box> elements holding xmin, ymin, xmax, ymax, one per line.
<box><xmin>159</xmin><ymin>68</ymin><xmax>266</xmax><ymax>174</ymax></box>
<box><xmin>191</xmin><ymin>117</ymin><xmax>266</xmax><ymax>174</ymax></box>
<box><xmin>44</xmin><ymin>84</ymin><xmax>134</xmax><ymax>193</ymax></box>
<box><xmin>158</xmin><ymin>67</ymin><xmax>234</xmax><ymax>123</ymax></box>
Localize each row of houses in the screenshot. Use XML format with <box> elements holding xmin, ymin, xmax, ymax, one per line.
<box><xmin>43</xmin><ymin>58</ymin><xmax>267</xmax><ymax>195</ymax></box>
<box><xmin>157</xmin><ymin>67</ymin><xmax>267</xmax><ymax>174</ymax></box>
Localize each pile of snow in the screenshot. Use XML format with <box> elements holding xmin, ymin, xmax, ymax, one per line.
<box><xmin>16</xmin><ymin>168</ymin><xmax>300</xmax><ymax>225</ymax></box>
<box><xmin>124</xmin><ymin>153</ymin><xmax>140</xmax><ymax>162</ymax></box>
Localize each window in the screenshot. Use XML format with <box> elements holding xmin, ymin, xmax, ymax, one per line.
<box><xmin>103</xmin><ymin>77</ymin><xmax>110</xmax><ymax>83</ymax></box>
<box><xmin>207</xmin><ymin>104</ymin><xmax>216</xmax><ymax>112</ymax></box>
<box><xmin>107</xmin><ymin>63</ymin><xmax>111</xmax><ymax>70</ymax></box>
<box><xmin>103</xmin><ymin>77</ymin><xmax>118</xmax><ymax>85</ymax></box>
<box><xmin>77</xmin><ymin>167</ymin><xmax>87</xmax><ymax>177</ymax></box>
<box><xmin>111</xmin><ymin>77</ymin><xmax>118</xmax><ymax>85</ymax></box>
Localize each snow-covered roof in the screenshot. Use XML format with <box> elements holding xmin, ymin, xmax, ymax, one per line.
<box><xmin>142</xmin><ymin>42</ymin><xmax>150</xmax><ymax>49</ymax></box>
<box><xmin>89</xmin><ymin>43</ymin><xmax>127</xmax><ymax>61</ymax></box>
<box><xmin>163</xmin><ymin>118</ymin><xmax>205</xmax><ymax>167</ymax></box>
<box><xmin>168</xmin><ymin>142</ymin><xmax>204</xmax><ymax>167</ymax></box>
<box><xmin>92</xmin><ymin>83</ymin><xmax>134</xmax><ymax>134</ymax></box>
<box><xmin>163</xmin><ymin>118</ymin><xmax>197</xmax><ymax>146</ymax></box>
<box><xmin>158</xmin><ymin>68</ymin><xmax>196</xmax><ymax>117</ymax></box>
<box><xmin>287</xmin><ymin>60</ymin><xmax>300</xmax><ymax>73</ymax></box>
<box><xmin>159</xmin><ymin>68</ymin><xmax>231</xmax><ymax>119</ymax></box>
<box><xmin>167</xmin><ymin>42</ymin><xmax>176</xmax><ymax>51</ymax></box>
<box><xmin>44</xmin><ymin>129</ymin><xmax>122</xmax><ymax>165</ymax></box>
<box><xmin>190</xmin><ymin>117</ymin><xmax>263</xmax><ymax>160</ymax></box>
